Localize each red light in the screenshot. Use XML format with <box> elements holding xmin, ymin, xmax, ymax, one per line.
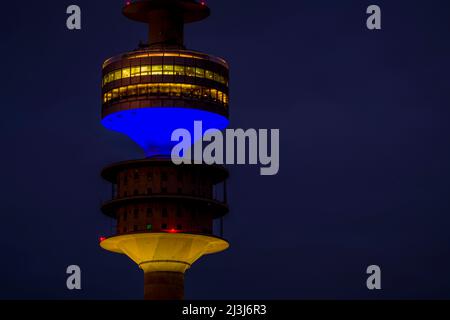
<box><xmin>99</xmin><ymin>237</ymin><xmax>107</xmax><ymax>242</ymax></box>
<box><xmin>169</xmin><ymin>229</ymin><xmax>178</xmax><ymax>233</ymax></box>
<box><xmin>200</xmin><ymin>1</ymin><xmax>206</xmax><ymax>6</ymax></box>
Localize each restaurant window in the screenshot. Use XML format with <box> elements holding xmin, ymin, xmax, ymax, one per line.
<box><xmin>141</xmin><ymin>65</ymin><xmax>150</xmax><ymax>76</ymax></box>
<box><xmin>131</xmin><ymin>66</ymin><xmax>140</xmax><ymax>77</ymax></box>
<box><xmin>174</xmin><ymin>65</ymin><xmax>185</xmax><ymax>75</ymax></box>
<box><xmin>119</xmin><ymin>87</ymin><xmax>127</xmax><ymax>98</ymax></box>
<box><xmin>195</xmin><ymin>67</ymin><xmax>205</xmax><ymax>78</ymax></box>
<box><xmin>205</xmin><ymin>70</ymin><xmax>214</xmax><ymax>80</ymax></box>
<box><xmin>186</xmin><ymin>67</ymin><xmax>195</xmax><ymax>77</ymax></box>
<box><xmin>122</xmin><ymin>68</ymin><xmax>131</xmax><ymax>78</ymax></box>
<box><xmin>128</xmin><ymin>85</ymin><xmax>138</xmax><ymax>96</ymax></box>
<box><xmin>114</xmin><ymin>70</ymin><xmax>122</xmax><ymax>81</ymax></box>
<box><xmin>138</xmin><ymin>84</ymin><xmax>147</xmax><ymax>95</ymax></box>
<box><xmin>151</xmin><ymin>65</ymin><xmax>163</xmax><ymax>75</ymax></box>
<box><xmin>163</xmin><ymin>65</ymin><xmax>174</xmax><ymax>74</ymax></box>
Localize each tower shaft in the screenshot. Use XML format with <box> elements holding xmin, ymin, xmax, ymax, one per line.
<box><xmin>144</xmin><ymin>271</ymin><xmax>184</xmax><ymax>300</ymax></box>
<box><xmin>147</xmin><ymin>9</ymin><xmax>184</xmax><ymax>48</ymax></box>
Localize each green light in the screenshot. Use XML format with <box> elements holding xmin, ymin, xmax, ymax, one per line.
<box><xmin>146</xmin><ymin>224</ymin><xmax>152</xmax><ymax>231</ymax></box>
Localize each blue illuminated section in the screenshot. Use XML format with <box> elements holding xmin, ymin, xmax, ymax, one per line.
<box><xmin>101</xmin><ymin>108</ymin><xmax>229</xmax><ymax>157</ymax></box>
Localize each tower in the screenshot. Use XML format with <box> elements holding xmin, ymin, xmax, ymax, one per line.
<box><xmin>99</xmin><ymin>0</ymin><xmax>230</xmax><ymax>300</ymax></box>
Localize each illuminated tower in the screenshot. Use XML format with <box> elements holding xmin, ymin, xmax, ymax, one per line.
<box><xmin>99</xmin><ymin>0</ymin><xmax>230</xmax><ymax>300</ymax></box>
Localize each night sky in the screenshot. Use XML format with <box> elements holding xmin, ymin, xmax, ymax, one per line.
<box><xmin>1</xmin><ymin>0</ymin><xmax>450</xmax><ymax>299</ymax></box>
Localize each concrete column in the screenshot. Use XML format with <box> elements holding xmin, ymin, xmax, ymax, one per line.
<box><xmin>144</xmin><ymin>271</ymin><xmax>185</xmax><ymax>300</ymax></box>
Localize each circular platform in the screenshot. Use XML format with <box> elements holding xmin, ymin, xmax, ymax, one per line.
<box><xmin>100</xmin><ymin>232</ymin><xmax>229</xmax><ymax>272</ymax></box>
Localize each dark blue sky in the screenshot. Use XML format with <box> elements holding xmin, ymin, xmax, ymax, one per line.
<box><xmin>1</xmin><ymin>0</ymin><xmax>450</xmax><ymax>299</ymax></box>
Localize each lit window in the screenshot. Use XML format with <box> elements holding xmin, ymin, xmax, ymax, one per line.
<box><xmin>138</xmin><ymin>84</ymin><xmax>147</xmax><ymax>95</ymax></box>
<box><xmin>141</xmin><ymin>65</ymin><xmax>150</xmax><ymax>75</ymax></box>
<box><xmin>128</xmin><ymin>85</ymin><xmax>138</xmax><ymax>96</ymax></box>
<box><xmin>103</xmin><ymin>65</ymin><xmax>227</xmax><ymax>87</ymax></box>
<box><xmin>192</xmin><ymin>86</ymin><xmax>201</xmax><ymax>97</ymax></box>
<box><xmin>112</xmin><ymin>89</ymin><xmax>119</xmax><ymax>100</ymax></box>
<box><xmin>131</xmin><ymin>66</ymin><xmax>140</xmax><ymax>77</ymax></box>
<box><xmin>122</xmin><ymin>68</ymin><xmax>131</xmax><ymax>78</ymax></box>
<box><xmin>174</xmin><ymin>65</ymin><xmax>185</xmax><ymax>75</ymax></box>
<box><xmin>114</xmin><ymin>70</ymin><xmax>122</xmax><ymax>81</ymax></box>
<box><xmin>119</xmin><ymin>87</ymin><xmax>127</xmax><ymax>98</ymax></box>
<box><xmin>160</xmin><ymin>84</ymin><xmax>170</xmax><ymax>94</ymax></box>
<box><xmin>186</xmin><ymin>67</ymin><xmax>195</xmax><ymax>77</ymax></box>
<box><xmin>149</xmin><ymin>84</ymin><xmax>159</xmax><ymax>94</ymax></box>
<box><xmin>182</xmin><ymin>84</ymin><xmax>192</xmax><ymax>96</ymax></box>
<box><xmin>151</xmin><ymin>65</ymin><xmax>163</xmax><ymax>75</ymax></box>
<box><xmin>202</xmin><ymin>87</ymin><xmax>210</xmax><ymax>98</ymax></box>
<box><xmin>205</xmin><ymin>70</ymin><xmax>214</xmax><ymax>80</ymax></box>
<box><xmin>173</xmin><ymin>85</ymin><xmax>181</xmax><ymax>97</ymax></box>
<box><xmin>163</xmin><ymin>65</ymin><xmax>174</xmax><ymax>75</ymax></box>
<box><xmin>210</xmin><ymin>89</ymin><xmax>217</xmax><ymax>100</ymax></box>
<box><xmin>195</xmin><ymin>68</ymin><xmax>205</xmax><ymax>78</ymax></box>
<box><xmin>103</xmin><ymin>84</ymin><xmax>229</xmax><ymax>107</ymax></box>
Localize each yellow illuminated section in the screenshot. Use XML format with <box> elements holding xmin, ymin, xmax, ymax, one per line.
<box><xmin>102</xmin><ymin>65</ymin><xmax>228</xmax><ymax>87</ymax></box>
<box><xmin>100</xmin><ymin>233</ymin><xmax>229</xmax><ymax>273</ymax></box>
<box><xmin>103</xmin><ymin>83</ymin><xmax>229</xmax><ymax>106</ymax></box>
